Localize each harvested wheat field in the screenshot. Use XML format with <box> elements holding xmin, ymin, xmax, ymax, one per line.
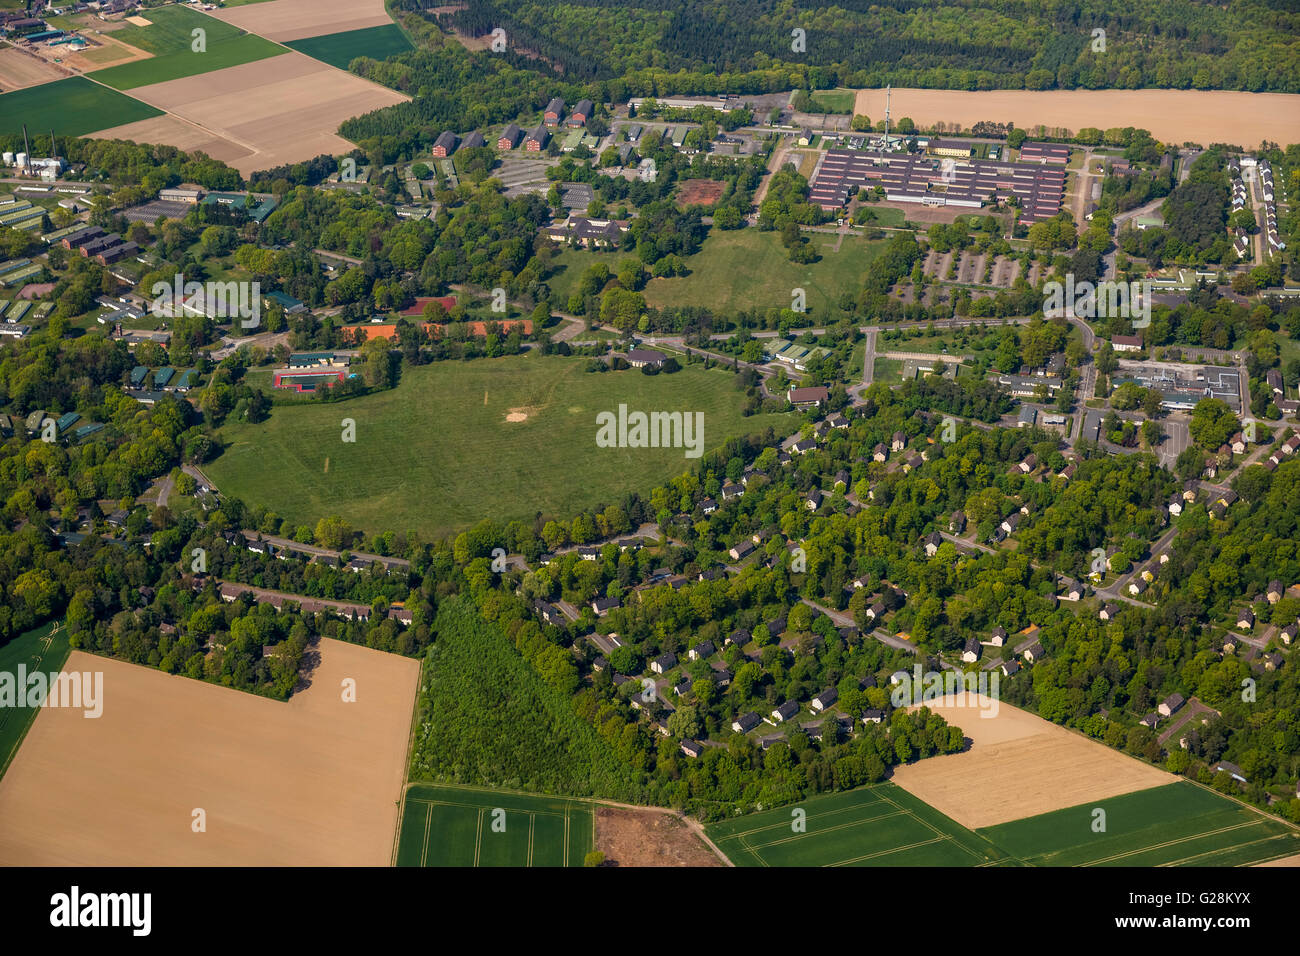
<box><xmin>853</xmin><ymin>88</ymin><xmax>1300</xmax><ymax>151</ymax></box>
<box><xmin>0</xmin><ymin>47</ymin><xmax>67</xmax><ymax>91</ymax></box>
<box><xmin>595</xmin><ymin>807</ymin><xmax>726</xmax><ymax>866</ymax></box>
<box><xmin>889</xmin><ymin>694</ymin><xmax>1175</xmax><ymax>830</ymax></box>
<box><xmin>88</xmin><ymin>113</ymin><xmax>255</xmax><ymax>166</ymax></box>
<box><xmin>115</xmin><ymin>52</ymin><xmax>407</xmax><ymax>174</ymax></box>
<box><xmin>209</xmin><ymin>0</ymin><xmax>395</xmax><ymax>42</ymax></box>
<box><xmin>0</xmin><ymin>639</ymin><xmax>418</xmax><ymax>865</ymax></box>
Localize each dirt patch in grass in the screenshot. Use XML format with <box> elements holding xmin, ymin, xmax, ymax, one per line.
<box><xmin>595</xmin><ymin>807</ymin><xmax>724</xmax><ymax>866</ymax></box>
<box><xmin>677</xmin><ymin>178</ymin><xmax>726</xmax><ymax>208</ymax></box>
<box><xmin>505</xmin><ymin>405</ymin><xmax>540</xmax><ymax>423</ymax></box>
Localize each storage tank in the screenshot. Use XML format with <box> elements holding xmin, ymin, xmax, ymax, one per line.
<box><xmin>15</xmin><ymin>153</ymin><xmax>27</xmax><ymax>168</ymax></box>
<box><xmin>2</xmin><ymin>152</ymin><xmax>13</xmax><ymax>165</ymax></box>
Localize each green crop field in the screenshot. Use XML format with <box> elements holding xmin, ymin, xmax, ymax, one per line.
<box><xmin>395</xmin><ymin>785</ymin><xmax>594</xmax><ymax>866</ymax></box>
<box><xmin>205</xmin><ymin>354</ymin><xmax>796</xmax><ymax>539</ymax></box>
<box><xmin>91</xmin><ymin>33</ymin><xmax>283</xmax><ymax>90</ymax></box>
<box><xmin>978</xmin><ymin>782</ymin><xmax>1300</xmax><ymax>867</ymax></box>
<box><xmin>629</xmin><ymin>230</ymin><xmax>885</xmax><ymax>315</ymax></box>
<box><xmin>107</xmin><ymin>5</ymin><xmax>247</xmax><ymax>56</ymax></box>
<box><xmin>0</xmin><ymin>620</ymin><xmax>71</xmax><ymax>782</ymax></box>
<box><xmin>706</xmin><ymin>784</ymin><xmax>1006</xmax><ymax>867</ymax></box>
<box><xmin>285</xmin><ymin>24</ymin><xmax>412</xmax><ymax>71</ymax></box>
<box><xmin>0</xmin><ymin>77</ymin><xmax>161</xmax><ymax>136</ymax></box>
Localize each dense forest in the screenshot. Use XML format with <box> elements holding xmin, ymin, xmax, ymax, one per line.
<box><xmin>426</xmin><ymin>0</ymin><xmax>1300</xmax><ymax>93</ymax></box>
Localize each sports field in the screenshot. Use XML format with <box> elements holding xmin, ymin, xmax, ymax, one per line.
<box><xmin>550</xmin><ymin>230</ymin><xmax>885</xmax><ymax>316</ymax></box>
<box><xmin>706</xmin><ymin>784</ymin><xmax>1006</xmax><ymax>867</ymax></box>
<box><xmin>396</xmin><ymin>785</ymin><xmax>594</xmax><ymax>866</ymax></box>
<box><xmin>206</xmin><ymin>354</ymin><xmax>797</xmax><ymax>538</ymax></box>
<box><xmin>980</xmin><ymin>782</ymin><xmax>1300</xmax><ymax>867</ymax></box>
<box><xmin>0</xmin><ymin>620</ymin><xmax>70</xmax><ymax>782</ymax></box>
<box><xmin>809</xmin><ymin>88</ymin><xmax>855</xmax><ymax>113</ymax></box>
<box><xmin>0</xmin><ymin>76</ymin><xmax>161</xmax><ymax>136</ymax></box>
<box><xmin>286</xmin><ymin>24</ymin><xmax>412</xmax><ymax>70</ymax></box>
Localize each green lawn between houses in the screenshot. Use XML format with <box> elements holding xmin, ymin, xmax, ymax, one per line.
<box><xmin>205</xmin><ymin>353</ymin><xmax>797</xmax><ymax>540</ymax></box>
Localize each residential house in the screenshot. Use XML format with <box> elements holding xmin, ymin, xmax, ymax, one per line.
<box><xmin>650</xmin><ymin>652</ymin><xmax>676</xmax><ymax>674</ymax></box>
<box><xmin>1158</xmin><ymin>693</ymin><xmax>1185</xmax><ymax>718</ymax></box>
<box><xmin>771</xmin><ymin>701</ymin><xmax>799</xmax><ymax>724</ymax></box>
<box><xmin>810</xmin><ymin>688</ymin><xmax>838</xmax><ymax>712</ymax></box>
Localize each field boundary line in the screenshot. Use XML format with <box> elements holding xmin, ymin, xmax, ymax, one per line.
<box><xmin>827</xmin><ymin>834</ymin><xmax>949</xmax><ymax>867</ymax></box>
<box><xmin>743</xmin><ymin>810</ymin><xmax>910</xmax><ymax>852</ymax></box>
<box><xmin>1241</xmin><ymin>843</ymin><xmax>1300</xmax><ymax>867</ymax></box>
<box><xmin>1183</xmin><ymin>778</ymin><xmax>1300</xmax><ymax>834</ymax></box>
<box><xmin>1157</xmin><ymin>832</ymin><xmax>1290</xmax><ymax>868</ymax></box>
<box><xmin>419</xmin><ymin>801</ymin><xmax>432</xmax><ymax>867</ymax></box>
<box><xmin>1076</xmin><ymin>816</ymin><xmax>1268</xmax><ymax>868</ymax></box>
<box><xmin>526</xmin><ymin>812</ymin><xmax>535</xmax><ymax>867</ymax></box>
<box><xmin>877</xmin><ymin>790</ymin><xmax>989</xmax><ymax>863</ymax></box>
<box><xmin>473</xmin><ymin>808</ymin><xmax>484</xmax><ymax>867</ymax></box>
<box><xmin>718</xmin><ymin>792</ymin><xmax>890</xmax><ymax>841</ymax></box>
<box><xmin>404</xmin><ymin>796</ymin><xmax>569</xmax><ymax>818</ymax></box>
<box><xmin>737</xmin><ymin>831</ymin><xmax>768</xmax><ymax>868</ymax></box>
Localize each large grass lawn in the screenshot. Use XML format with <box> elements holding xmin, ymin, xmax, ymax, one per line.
<box><xmin>809</xmin><ymin>88</ymin><xmax>855</xmax><ymax>113</ymax></box>
<box><xmin>0</xmin><ymin>77</ymin><xmax>161</xmax><ymax>136</ymax></box>
<box><xmin>547</xmin><ymin>228</ymin><xmax>885</xmax><ymax>318</ymax></box>
<box><xmin>206</xmin><ymin>354</ymin><xmax>796</xmax><ymax>539</ymax></box>
<box><xmin>286</xmin><ymin>24</ymin><xmax>412</xmax><ymax>70</ymax></box>
<box><xmin>643</xmin><ymin>229</ymin><xmax>883</xmax><ymax>315</ymax></box>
